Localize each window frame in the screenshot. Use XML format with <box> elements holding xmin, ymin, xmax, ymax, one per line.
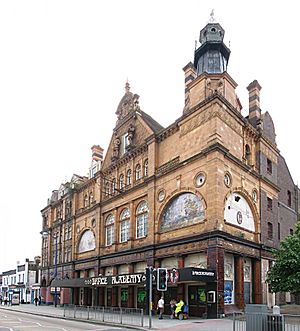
<box><xmin>136</xmin><ymin>201</ymin><xmax>149</xmax><ymax>239</ymax></box>
<box><xmin>120</xmin><ymin>208</ymin><xmax>130</xmax><ymax>243</ymax></box>
<box><xmin>135</xmin><ymin>164</ymin><xmax>142</xmax><ymax>181</ymax></box>
<box><xmin>105</xmin><ymin>214</ymin><xmax>115</xmax><ymax>246</ymax></box>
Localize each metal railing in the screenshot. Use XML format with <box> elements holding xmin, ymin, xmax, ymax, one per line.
<box><xmin>233</xmin><ymin>312</ymin><xmax>300</xmax><ymax>331</ymax></box>
<box><xmin>63</xmin><ymin>305</ymin><xmax>144</xmax><ymax>327</ymax></box>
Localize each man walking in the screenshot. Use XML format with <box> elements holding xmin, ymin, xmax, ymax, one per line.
<box><xmin>157</xmin><ymin>296</ymin><xmax>164</xmax><ymax>319</ymax></box>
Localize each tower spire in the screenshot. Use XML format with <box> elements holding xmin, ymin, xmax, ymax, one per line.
<box><xmin>125</xmin><ymin>80</ymin><xmax>130</xmax><ymax>93</ymax></box>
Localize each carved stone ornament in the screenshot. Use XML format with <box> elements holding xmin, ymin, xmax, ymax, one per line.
<box><xmin>115</xmin><ymin>82</ymin><xmax>140</xmax><ymax>123</ymax></box>
<box><xmin>111</xmin><ymin>135</ymin><xmax>121</xmax><ymax>161</ymax></box>
<box><xmin>126</xmin><ymin>124</ymin><xmax>136</xmax><ymax>149</ymax></box>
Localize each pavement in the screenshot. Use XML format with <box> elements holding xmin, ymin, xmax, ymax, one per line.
<box><xmin>0</xmin><ymin>304</ymin><xmax>234</xmax><ymax>330</ymax></box>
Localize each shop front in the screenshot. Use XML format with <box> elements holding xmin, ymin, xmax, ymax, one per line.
<box><xmin>52</xmin><ymin>267</ymin><xmax>216</xmax><ymax>317</ymax></box>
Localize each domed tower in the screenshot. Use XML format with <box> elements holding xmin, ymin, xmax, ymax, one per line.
<box><xmin>194</xmin><ymin>14</ymin><xmax>230</xmax><ymax>75</ymax></box>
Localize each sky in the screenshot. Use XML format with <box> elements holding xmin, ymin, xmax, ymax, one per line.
<box><xmin>0</xmin><ymin>0</ymin><xmax>299</xmax><ymax>273</ymax></box>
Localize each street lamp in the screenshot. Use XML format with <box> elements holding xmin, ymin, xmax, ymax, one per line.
<box><xmin>42</xmin><ymin>230</ymin><xmax>58</xmax><ymax>307</ymax></box>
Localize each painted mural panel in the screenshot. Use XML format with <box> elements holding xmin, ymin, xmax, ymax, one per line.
<box><xmin>160</xmin><ymin>193</ymin><xmax>205</xmax><ymax>232</ymax></box>
<box><xmin>78</xmin><ymin>230</ymin><xmax>96</xmax><ymax>253</ymax></box>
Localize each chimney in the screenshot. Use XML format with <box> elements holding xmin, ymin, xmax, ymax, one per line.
<box><xmin>91</xmin><ymin>145</ymin><xmax>103</xmax><ymax>162</ymax></box>
<box><xmin>183</xmin><ymin>62</ymin><xmax>197</xmax><ymax>113</ymax></box>
<box><xmin>247</xmin><ymin>80</ymin><xmax>262</xmax><ymax>127</ymax></box>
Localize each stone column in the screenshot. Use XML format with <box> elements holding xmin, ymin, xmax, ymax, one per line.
<box><xmin>207</xmin><ymin>240</ymin><xmax>224</xmax><ymax>315</ymax></box>
<box><xmin>253</xmin><ymin>259</ymin><xmax>262</xmax><ymax>304</ymax></box>
<box><xmin>235</xmin><ymin>256</ymin><xmax>244</xmax><ymax>309</ymax></box>
<box><xmin>128</xmin><ymin>264</ymin><xmax>134</xmax><ymax>308</ymax></box>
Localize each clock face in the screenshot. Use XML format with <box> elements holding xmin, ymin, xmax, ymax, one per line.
<box><xmin>224</xmin><ymin>193</ymin><xmax>255</xmax><ymax>231</ymax></box>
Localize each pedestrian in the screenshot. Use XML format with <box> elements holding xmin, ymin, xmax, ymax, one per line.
<box><xmin>38</xmin><ymin>296</ymin><xmax>41</xmax><ymax>306</ymax></box>
<box><xmin>175</xmin><ymin>298</ymin><xmax>184</xmax><ymax>317</ymax></box>
<box><xmin>34</xmin><ymin>297</ymin><xmax>38</xmax><ymax>306</ymax></box>
<box><xmin>170</xmin><ymin>298</ymin><xmax>176</xmax><ymax>318</ymax></box>
<box><xmin>157</xmin><ymin>296</ymin><xmax>164</xmax><ymax>319</ymax></box>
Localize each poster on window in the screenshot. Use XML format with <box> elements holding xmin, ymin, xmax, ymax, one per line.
<box><xmin>224</xmin><ymin>280</ymin><xmax>233</xmax><ymax>305</ymax></box>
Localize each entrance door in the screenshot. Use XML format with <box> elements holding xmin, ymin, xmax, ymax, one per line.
<box><xmin>106</xmin><ymin>288</ymin><xmax>112</xmax><ymax>307</ymax></box>
<box><xmin>244</xmin><ymin>282</ymin><xmax>250</xmax><ymax>304</ymax></box>
<box><xmin>188</xmin><ymin>286</ymin><xmax>206</xmax><ymax>317</ymax></box>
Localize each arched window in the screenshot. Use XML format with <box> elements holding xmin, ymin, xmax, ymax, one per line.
<box><xmin>120</xmin><ymin>208</ymin><xmax>130</xmax><ymax>243</ymax></box>
<box><xmin>112</xmin><ymin>178</ymin><xmax>116</xmax><ymax>195</ymax></box>
<box><xmin>245</xmin><ymin>144</ymin><xmax>251</xmax><ymax>164</ymax></box>
<box><xmin>78</xmin><ymin>230</ymin><xmax>96</xmax><ymax>253</ymax></box>
<box><xmin>144</xmin><ymin>159</ymin><xmax>148</xmax><ymax>177</ymax></box>
<box><xmin>160</xmin><ymin>193</ymin><xmax>205</xmax><ymax>232</ymax></box>
<box><xmin>119</xmin><ymin>174</ymin><xmax>125</xmax><ymax>191</ymax></box>
<box><xmin>136</xmin><ymin>201</ymin><xmax>149</xmax><ymax>239</ymax></box>
<box><xmin>105</xmin><ymin>181</ymin><xmax>110</xmax><ymax>196</ymax></box>
<box><xmin>84</xmin><ymin>194</ymin><xmax>89</xmax><ymax>207</ymax></box>
<box><xmin>105</xmin><ymin>214</ymin><xmax>115</xmax><ymax>246</ymax></box>
<box><xmin>135</xmin><ymin>164</ymin><xmax>141</xmax><ymax>181</ymax></box>
<box><xmin>89</xmin><ymin>192</ymin><xmax>93</xmax><ymax>205</ymax></box>
<box><xmin>127</xmin><ymin>169</ymin><xmax>132</xmax><ymax>186</ymax></box>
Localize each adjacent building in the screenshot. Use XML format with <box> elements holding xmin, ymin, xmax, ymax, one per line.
<box><xmin>0</xmin><ymin>257</ymin><xmax>41</xmax><ymax>304</ymax></box>
<box><xmin>40</xmin><ymin>18</ymin><xmax>299</xmax><ymax>317</ymax></box>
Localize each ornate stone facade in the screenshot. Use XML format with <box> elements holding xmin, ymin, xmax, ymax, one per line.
<box><xmin>40</xmin><ymin>19</ymin><xmax>299</xmax><ymax>314</ymax></box>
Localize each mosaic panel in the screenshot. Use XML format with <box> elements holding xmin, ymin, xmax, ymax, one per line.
<box><xmin>160</xmin><ymin>193</ymin><xmax>205</xmax><ymax>232</ymax></box>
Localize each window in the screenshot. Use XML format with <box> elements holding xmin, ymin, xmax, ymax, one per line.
<box><xmin>245</xmin><ymin>144</ymin><xmax>251</xmax><ymax>164</ymax></box>
<box><xmin>112</xmin><ymin>178</ymin><xmax>116</xmax><ymax>195</ymax></box>
<box><xmin>267</xmin><ymin>197</ymin><xmax>273</xmax><ymax>211</ymax></box>
<box><xmin>267</xmin><ymin>222</ymin><xmax>273</xmax><ymax>239</ymax></box>
<box><xmin>84</xmin><ymin>194</ymin><xmax>89</xmax><ymax>207</ymax></box>
<box><xmin>121</xmin><ymin>133</ymin><xmax>129</xmax><ymax>155</ymax></box>
<box><xmin>144</xmin><ymin>159</ymin><xmax>148</xmax><ymax>177</ymax></box>
<box><xmin>267</xmin><ymin>158</ymin><xmax>272</xmax><ymax>174</ymax></box>
<box><xmin>127</xmin><ymin>169</ymin><xmax>132</xmax><ymax>185</ymax></box>
<box><xmin>136</xmin><ymin>201</ymin><xmax>149</xmax><ymax>238</ymax></box>
<box><xmin>89</xmin><ymin>192</ymin><xmax>93</xmax><ymax>205</ymax></box>
<box><xmin>119</xmin><ymin>174</ymin><xmax>125</xmax><ymax>191</ymax></box>
<box><xmin>135</xmin><ymin>164</ymin><xmax>141</xmax><ymax>181</ymax></box>
<box><xmin>278</xmin><ymin>223</ymin><xmax>281</xmax><ymax>240</ymax></box>
<box><xmin>105</xmin><ymin>181</ymin><xmax>110</xmax><ymax>196</ymax></box>
<box><xmin>287</xmin><ymin>190</ymin><xmax>292</xmax><ymax>207</ymax></box>
<box><xmin>105</xmin><ymin>214</ymin><xmax>115</xmax><ymax>246</ymax></box>
<box><xmin>120</xmin><ymin>208</ymin><xmax>130</xmax><ymax>243</ymax></box>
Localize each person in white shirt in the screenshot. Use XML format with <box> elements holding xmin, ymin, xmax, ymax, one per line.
<box><xmin>157</xmin><ymin>296</ymin><xmax>164</xmax><ymax>319</ymax></box>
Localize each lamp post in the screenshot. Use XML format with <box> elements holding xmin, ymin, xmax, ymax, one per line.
<box><xmin>42</xmin><ymin>230</ymin><xmax>58</xmax><ymax>307</ymax></box>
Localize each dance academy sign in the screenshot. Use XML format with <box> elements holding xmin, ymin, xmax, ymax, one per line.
<box><xmin>84</xmin><ymin>273</ymin><xmax>146</xmax><ymax>287</ymax></box>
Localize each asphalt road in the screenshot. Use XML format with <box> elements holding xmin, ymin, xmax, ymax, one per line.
<box><xmin>0</xmin><ymin>309</ymin><xmax>133</xmax><ymax>331</ymax></box>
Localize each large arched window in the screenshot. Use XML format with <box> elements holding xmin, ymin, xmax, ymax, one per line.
<box><xmin>224</xmin><ymin>193</ymin><xmax>255</xmax><ymax>231</ymax></box>
<box><xmin>135</xmin><ymin>164</ymin><xmax>141</xmax><ymax>181</ymax></box>
<box><xmin>120</xmin><ymin>208</ymin><xmax>130</xmax><ymax>243</ymax></box>
<box><xmin>127</xmin><ymin>169</ymin><xmax>132</xmax><ymax>186</ymax></box>
<box><xmin>160</xmin><ymin>193</ymin><xmax>205</xmax><ymax>232</ymax></box>
<box><xmin>105</xmin><ymin>214</ymin><xmax>115</xmax><ymax>246</ymax></box>
<box><xmin>78</xmin><ymin>230</ymin><xmax>96</xmax><ymax>253</ymax></box>
<box><xmin>136</xmin><ymin>201</ymin><xmax>148</xmax><ymax>239</ymax></box>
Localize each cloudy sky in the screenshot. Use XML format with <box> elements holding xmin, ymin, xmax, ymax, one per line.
<box><xmin>0</xmin><ymin>0</ymin><xmax>299</xmax><ymax>272</ymax></box>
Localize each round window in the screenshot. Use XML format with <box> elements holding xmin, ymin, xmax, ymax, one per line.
<box><xmin>158</xmin><ymin>190</ymin><xmax>165</xmax><ymax>202</ymax></box>
<box><xmin>195</xmin><ymin>172</ymin><xmax>206</xmax><ymax>187</ymax></box>
<box><xmin>224</xmin><ymin>173</ymin><xmax>232</xmax><ymax>187</ymax></box>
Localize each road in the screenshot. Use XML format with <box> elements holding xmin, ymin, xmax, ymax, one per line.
<box><xmin>0</xmin><ymin>309</ymin><xmax>132</xmax><ymax>331</ymax></box>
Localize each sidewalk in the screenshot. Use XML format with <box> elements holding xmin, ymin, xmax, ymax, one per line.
<box><xmin>0</xmin><ymin>304</ymin><xmax>234</xmax><ymax>330</ymax></box>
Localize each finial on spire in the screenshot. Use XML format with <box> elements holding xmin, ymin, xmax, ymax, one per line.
<box><xmin>209</xmin><ymin>9</ymin><xmax>216</xmax><ymax>23</ymax></box>
<box><xmin>125</xmin><ymin>79</ymin><xmax>130</xmax><ymax>93</ymax></box>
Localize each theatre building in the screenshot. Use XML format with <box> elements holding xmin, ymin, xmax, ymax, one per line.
<box><xmin>40</xmin><ymin>18</ymin><xmax>300</xmax><ymax>317</ymax></box>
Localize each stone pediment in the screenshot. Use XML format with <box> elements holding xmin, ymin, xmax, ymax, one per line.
<box><xmin>115</xmin><ymin>82</ymin><xmax>140</xmax><ymax>124</ymax></box>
